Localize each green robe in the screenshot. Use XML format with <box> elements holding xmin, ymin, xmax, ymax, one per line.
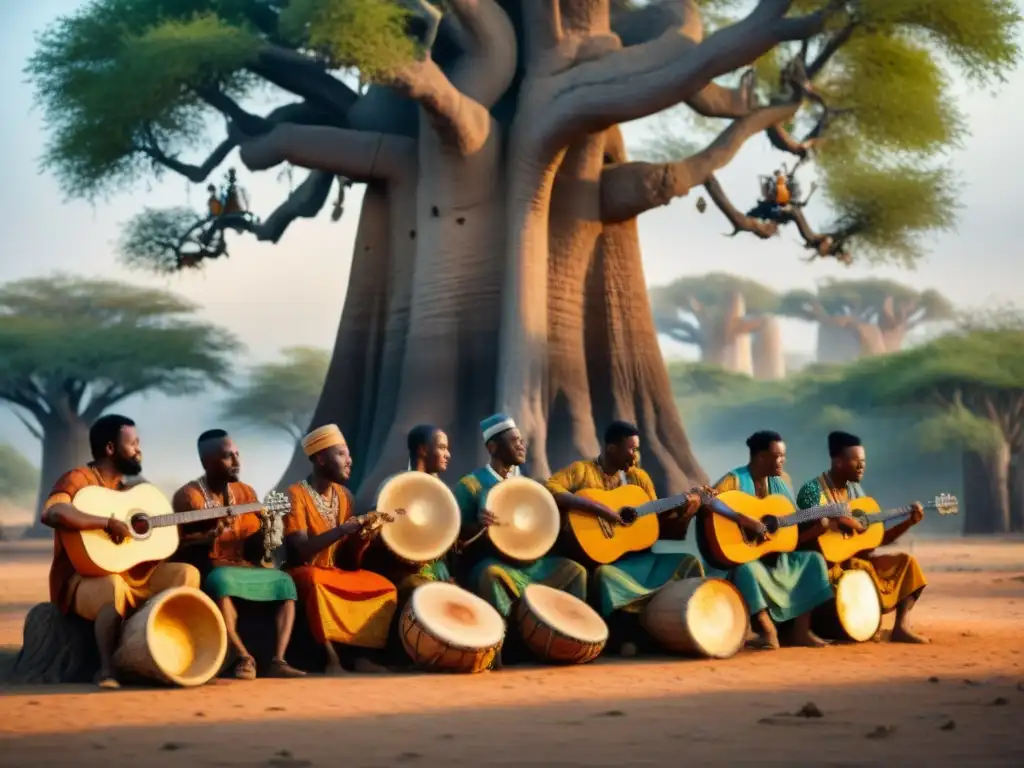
<box><xmin>453</xmin><ymin>465</ymin><xmax>587</xmax><ymax>618</ymax></box>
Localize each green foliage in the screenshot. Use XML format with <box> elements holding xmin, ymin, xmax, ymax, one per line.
<box><xmin>221</xmin><ymin>346</ymin><xmax>330</xmax><ymax>441</ymax></box>
<box><xmin>652</xmin><ymin>272</ymin><xmax>782</xmax><ymax>318</ymax></box>
<box><xmin>27</xmin><ymin>0</ymin><xmax>418</xmax><ymax>200</ymax></box>
<box><xmin>635</xmin><ymin>0</ymin><xmax>1021</xmax><ymax>265</ymax></box>
<box><xmin>0</xmin><ymin>444</ymin><xmax>39</xmax><ymax>504</ymax></box>
<box><xmin>280</xmin><ymin>0</ymin><xmax>420</xmax><ymax>80</ymax></box>
<box><xmin>0</xmin><ymin>275</ymin><xmax>241</xmax><ymax>429</ymax></box>
<box><xmin>914</xmin><ymin>406</ymin><xmax>1004</xmax><ymax>455</ymax></box>
<box><xmin>667</xmin><ymin>361</ymin><xmax>758</xmax><ymax>398</ymax></box>
<box><xmin>119</xmin><ymin>207</ymin><xmax>209</xmax><ymax>275</ymax></box>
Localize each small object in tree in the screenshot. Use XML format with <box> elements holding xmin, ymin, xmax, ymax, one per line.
<box><xmin>696</xmin><ymin>196</ymin><xmax>707</xmax><ymax>213</ymax></box>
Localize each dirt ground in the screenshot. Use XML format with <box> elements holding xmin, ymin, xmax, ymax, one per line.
<box><xmin>1</xmin><ymin>537</ymin><xmax>1023</xmax><ymax>767</ymax></box>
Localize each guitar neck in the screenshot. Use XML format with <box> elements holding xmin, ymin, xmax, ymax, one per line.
<box><xmin>775</xmin><ymin>502</ymin><xmax>851</xmax><ymax>529</ymax></box>
<box><xmin>150</xmin><ymin>502</ymin><xmax>265</xmax><ymax>529</ymax></box>
<box><xmin>635</xmin><ymin>492</ymin><xmax>696</xmax><ymax>518</ymax></box>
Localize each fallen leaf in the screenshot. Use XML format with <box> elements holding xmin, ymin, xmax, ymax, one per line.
<box><xmin>160</xmin><ymin>743</ymin><xmax>184</xmax><ymax>751</ymax></box>
<box><xmin>795</xmin><ymin>702</ymin><xmax>824</xmax><ymax>718</ymax></box>
<box><xmin>940</xmin><ymin>720</ymin><xmax>956</xmax><ymax>731</ymax></box>
<box><xmin>990</xmin><ymin>697</ymin><xmax>1009</xmax><ymax>706</ymax></box>
<box><xmin>928</xmin><ymin>676</ymin><xmax>939</xmax><ymax>683</ymax></box>
<box><xmin>865</xmin><ymin>725</ymin><xmax>896</xmax><ymax>740</ymax></box>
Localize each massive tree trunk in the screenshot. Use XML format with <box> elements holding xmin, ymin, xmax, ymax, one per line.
<box><xmin>27</xmin><ymin>412</ymin><xmax>91</xmax><ymax>538</ymax></box>
<box><xmin>962</xmin><ymin>444</ymin><xmax>1011</xmax><ymax>535</ymax></box>
<box><xmin>1010</xmin><ymin>452</ymin><xmax>1024</xmax><ymax>533</ymax></box>
<box><xmin>752</xmin><ymin>316</ymin><xmax>785</xmax><ymax>380</ymax></box>
<box><xmin>815</xmin><ymin>323</ymin><xmax>860</xmax><ymax>364</ymax></box>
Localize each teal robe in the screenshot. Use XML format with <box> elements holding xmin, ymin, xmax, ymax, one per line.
<box><xmin>453</xmin><ymin>465</ymin><xmax>587</xmax><ymax>618</ymax></box>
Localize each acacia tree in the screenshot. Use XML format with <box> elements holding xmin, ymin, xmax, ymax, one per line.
<box><xmin>649</xmin><ymin>272</ymin><xmax>781</xmax><ymax>376</ymax></box>
<box><xmin>28</xmin><ymin>1</ymin><xmax>1020</xmax><ymax>504</ymax></box>
<box><xmin>780</xmin><ymin>278</ymin><xmax>956</xmax><ymax>362</ymax></box>
<box><xmin>0</xmin><ymin>276</ymin><xmax>239</xmax><ymax>525</ymax></box>
<box><xmin>222</xmin><ymin>346</ymin><xmax>330</xmax><ymax>442</ymax></box>
<box><xmin>823</xmin><ymin>329</ymin><xmax>1024</xmax><ymax>534</ymax></box>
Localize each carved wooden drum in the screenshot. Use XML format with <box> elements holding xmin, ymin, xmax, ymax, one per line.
<box><xmin>113</xmin><ymin>586</ymin><xmax>227</xmax><ymax>687</ymax></box>
<box><xmin>641</xmin><ymin>577</ymin><xmax>749</xmax><ymax>659</ymax></box>
<box><xmin>485</xmin><ymin>477</ymin><xmax>561</xmax><ymax>563</ymax></box>
<box><xmin>813</xmin><ymin>568</ymin><xmax>882</xmax><ymax>643</ymax></box>
<box><xmin>516</xmin><ymin>584</ymin><xmax>608</xmax><ymax>664</ymax></box>
<box><xmin>400</xmin><ymin>582</ymin><xmax>505</xmax><ymax>673</ymax></box>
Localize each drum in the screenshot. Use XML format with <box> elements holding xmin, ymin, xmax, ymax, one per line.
<box><xmin>400</xmin><ymin>582</ymin><xmax>505</xmax><ymax>673</ymax></box>
<box><xmin>516</xmin><ymin>584</ymin><xmax>608</xmax><ymax>664</ymax></box>
<box><xmin>485</xmin><ymin>476</ymin><xmax>561</xmax><ymax>563</ymax></box>
<box><xmin>377</xmin><ymin>472</ymin><xmax>462</xmax><ymax>565</ymax></box>
<box><xmin>112</xmin><ymin>586</ymin><xmax>227</xmax><ymax>687</ymax></box>
<box><xmin>812</xmin><ymin>569</ymin><xmax>882</xmax><ymax>643</ymax></box>
<box><xmin>641</xmin><ymin>577</ymin><xmax>748</xmax><ymax>659</ymax></box>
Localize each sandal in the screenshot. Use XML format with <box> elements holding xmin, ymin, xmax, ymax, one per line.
<box><xmin>233</xmin><ymin>655</ymin><xmax>257</xmax><ymax>680</ymax></box>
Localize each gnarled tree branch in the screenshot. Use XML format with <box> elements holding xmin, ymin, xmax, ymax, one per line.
<box><xmin>600</xmin><ymin>100</ymin><xmax>801</xmax><ymax>222</ymax></box>
<box><xmin>446</xmin><ymin>0</ymin><xmax>518</xmax><ymax>107</ymax></box>
<box><xmin>703</xmin><ymin>175</ymin><xmax>779</xmax><ymax>239</ymax></box>
<box><xmin>249</xmin><ymin>170</ymin><xmax>337</xmax><ymax>245</ymax></box>
<box><xmin>248</xmin><ymin>45</ymin><xmax>359</xmax><ymax>117</ymax></box>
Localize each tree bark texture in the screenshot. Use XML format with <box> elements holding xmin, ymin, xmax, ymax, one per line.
<box><xmin>1009</xmin><ymin>452</ymin><xmax>1024</xmax><ymax>533</ymax></box>
<box><xmin>962</xmin><ymin>445</ymin><xmax>1011</xmax><ymax>535</ymax></box>
<box><xmin>752</xmin><ymin>316</ymin><xmax>785</xmax><ymax>380</ymax></box>
<box><xmin>27</xmin><ymin>414</ymin><xmax>92</xmax><ymax>538</ymax></box>
<box><xmin>261</xmin><ymin>0</ymin><xmax>833</xmax><ymax>502</ymax></box>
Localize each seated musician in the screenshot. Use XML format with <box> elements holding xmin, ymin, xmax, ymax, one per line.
<box><xmin>40</xmin><ymin>414</ymin><xmax>200</xmax><ymax>689</ymax></box>
<box><xmin>172</xmin><ymin>430</ymin><xmax>304</xmax><ymax>680</ymax></box>
<box><xmin>701</xmin><ymin>431</ymin><xmax>835</xmax><ymax>649</ymax></box>
<box><xmin>454</xmin><ymin>413</ymin><xmax>588</xmax><ymax>661</ymax></box>
<box><xmin>545</xmin><ymin>420</ymin><xmax>705</xmax><ymax>657</ymax></box>
<box><xmin>796</xmin><ymin>431</ymin><xmax>928</xmax><ymax>643</ymax></box>
<box><xmin>774</xmin><ymin>169</ymin><xmax>791</xmax><ymax>207</ymax></box>
<box><xmin>285</xmin><ymin>424</ymin><xmax>399</xmax><ymax>675</ymax></box>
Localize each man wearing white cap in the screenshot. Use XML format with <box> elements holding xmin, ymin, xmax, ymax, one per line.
<box><xmin>453</xmin><ymin>412</ymin><xmax>588</xmax><ymax>662</ymax></box>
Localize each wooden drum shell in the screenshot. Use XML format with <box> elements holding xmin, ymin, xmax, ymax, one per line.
<box><xmin>515</xmin><ymin>585</ymin><xmax>608</xmax><ymax>665</ymax></box>
<box><xmin>641</xmin><ymin>577</ymin><xmax>749</xmax><ymax>659</ymax></box>
<box><xmin>399</xmin><ymin>585</ymin><xmax>504</xmax><ymax>674</ymax></box>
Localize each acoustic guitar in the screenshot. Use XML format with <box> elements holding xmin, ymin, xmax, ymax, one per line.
<box><xmin>815</xmin><ymin>493</ymin><xmax>958</xmax><ymax>564</ymax></box>
<box><xmin>566</xmin><ymin>485</ymin><xmax>707</xmax><ymax>564</ymax></box>
<box><xmin>60</xmin><ymin>482</ymin><xmax>291</xmax><ymax>577</ymax></box>
<box><xmin>701</xmin><ymin>490</ymin><xmax>855</xmax><ymax>568</ymax></box>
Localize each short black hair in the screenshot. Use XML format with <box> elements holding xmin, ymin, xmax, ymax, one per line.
<box><xmin>197</xmin><ymin>429</ymin><xmax>229</xmax><ymax>457</ymax></box>
<box><xmin>828</xmin><ymin>431</ymin><xmax>862</xmax><ymax>458</ymax></box>
<box><xmin>604</xmin><ymin>420</ymin><xmax>640</xmax><ymax>446</ymax></box>
<box><xmin>407</xmin><ymin>424</ymin><xmax>439</xmax><ymax>462</ymax></box>
<box><xmin>746</xmin><ymin>430</ymin><xmax>783</xmax><ymax>456</ymax></box>
<box><xmin>89</xmin><ymin>414</ymin><xmax>136</xmax><ymax>459</ymax></box>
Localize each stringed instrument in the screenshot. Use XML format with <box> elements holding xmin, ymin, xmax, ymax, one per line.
<box><xmin>566</xmin><ymin>485</ymin><xmax>707</xmax><ymax>565</ymax></box>
<box><xmin>701</xmin><ymin>490</ymin><xmax>854</xmax><ymax>568</ymax></box>
<box><xmin>60</xmin><ymin>482</ymin><xmax>291</xmax><ymax>577</ymax></box>
<box><xmin>815</xmin><ymin>493</ymin><xmax>958</xmax><ymax>564</ymax></box>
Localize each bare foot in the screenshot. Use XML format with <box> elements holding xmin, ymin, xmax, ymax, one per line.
<box><xmin>747</xmin><ymin>630</ymin><xmax>781</xmax><ymax>651</ymax></box>
<box><xmin>94</xmin><ymin>670</ymin><xmax>120</xmax><ymax>689</ymax></box>
<box><xmin>790</xmin><ymin>629</ymin><xmax>829</xmax><ymax>648</ymax></box>
<box><xmin>233</xmin><ymin>655</ymin><xmax>257</xmax><ymax>680</ymax></box>
<box><xmin>620</xmin><ymin>641</ymin><xmax>638</xmax><ymax>658</ymax></box>
<box><xmin>266</xmin><ymin>658</ymin><xmax>306</xmax><ymax>678</ymax></box>
<box><xmin>891</xmin><ymin>626</ymin><xmax>931</xmax><ymax>644</ymax></box>
<box><xmin>352</xmin><ymin>657</ymin><xmax>390</xmax><ymax>674</ymax></box>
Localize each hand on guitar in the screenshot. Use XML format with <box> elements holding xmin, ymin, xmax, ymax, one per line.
<box><xmin>908</xmin><ymin>502</ymin><xmax>925</xmax><ymax>525</ymax></box>
<box><xmin>835</xmin><ymin>516</ymin><xmax>867</xmax><ymax>534</ymax></box>
<box><xmin>736</xmin><ymin>515</ymin><xmax>769</xmax><ymax>542</ymax></box>
<box><xmin>338</xmin><ymin>517</ymin><xmax>364</xmax><ymax>536</ymax></box>
<box><xmin>103</xmin><ymin>517</ymin><xmax>131</xmax><ymax>544</ymax></box>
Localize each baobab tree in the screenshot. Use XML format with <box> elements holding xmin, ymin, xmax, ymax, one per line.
<box><xmin>649</xmin><ymin>273</ymin><xmax>782</xmax><ymax>377</ymax></box>
<box><xmin>27</xmin><ymin>0</ymin><xmax>1020</xmax><ymax>503</ymax></box>
<box><xmin>781</xmin><ymin>278</ymin><xmax>956</xmax><ymax>362</ymax></box>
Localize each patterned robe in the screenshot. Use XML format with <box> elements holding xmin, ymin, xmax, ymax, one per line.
<box><xmin>545</xmin><ymin>459</ymin><xmax>704</xmax><ymax>617</ymax></box>
<box><xmin>699</xmin><ymin>467</ymin><xmax>834</xmax><ymax>623</ymax></box>
<box><xmin>453</xmin><ymin>465</ymin><xmax>587</xmax><ymax>618</ymax></box>
<box><xmin>796</xmin><ymin>473</ymin><xmax>927</xmax><ymax>613</ymax></box>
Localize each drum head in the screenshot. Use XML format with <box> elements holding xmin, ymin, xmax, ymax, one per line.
<box><xmin>378</xmin><ymin>472</ymin><xmax>461</xmax><ymax>563</ymax></box>
<box><xmin>485</xmin><ymin>477</ymin><xmax>561</xmax><ymax>562</ymax></box>
<box><xmin>410</xmin><ymin>582</ymin><xmax>505</xmax><ymax>650</ymax></box>
<box><xmin>522</xmin><ymin>584</ymin><xmax>608</xmax><ymax>645</ymax></box>
<box><xmin>836</xmin><ymin>569</ymin><xmax>881</xmax><ymax>642</ymax></box>
<box><xmin>683</xmin><ymin>579</ymin><xmax>748</xmax><ymax>658</ymax></box>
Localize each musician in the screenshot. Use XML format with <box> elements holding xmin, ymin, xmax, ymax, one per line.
<box><xmin>40</xmin><ymin>414</ymin><xmax>201</xmax><ymax>689</ymax></box>
<box><xmin>796</xmin><ymin>431</ymin><xmax>929</xmax><ymax>643</ymax></box>
<box><xmin>701</xmin><ymin>431</ymin><xmax>835</xmax><ymax>649</ymax></box>
<box><xmin>284</xmin><ymin>424</ymin><xmax>399</xmax><ymax>675</ymax></box>
<box><xmin>172</xmin><ymin>430</ymin><xmax>305</xmax><ymax>680</ymax></box>
<box><xmin>453</xmin><ymin>413</ymin><xmax>588</xmax><ymax>645</ymax></box>
<box><xmin>545</xmin><ymin>420</ymin><xmax>705</xmax><ymax>657</ymax></box>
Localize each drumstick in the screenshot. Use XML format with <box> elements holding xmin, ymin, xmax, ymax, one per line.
<box><xmin>458</xmin><ymin>520</ymin><xmax>502</xmax><ymax>548</ymax></box>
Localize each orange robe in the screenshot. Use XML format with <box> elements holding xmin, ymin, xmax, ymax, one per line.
<box><xmin>44</xmin><ymin>467</ymin><xmax>198</xmax><ymax>619</ymax></box>
<box><xmin>172</xmin><ymin>480</ymin><xmax>262</xmax><ymax>567</ymax></box>
<box><xmin>284</xmin><ymin>482</ymin><xmax>398</xmax><ymax>648</ymax></box>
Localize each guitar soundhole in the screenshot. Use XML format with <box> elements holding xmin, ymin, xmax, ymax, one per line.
<box><xmin>129</xmin><ymin>512</ymin><xmax>151</xmax><ymax>539</ymax></box>
<box><xmin>619</xmin><ymin>508</ymin><xmax>637</xmax><ymax>525</ymax></box>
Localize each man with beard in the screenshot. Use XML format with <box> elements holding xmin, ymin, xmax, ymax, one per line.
<box><xmin>172</xmin><ymin>429</ymin><xmax>304</xmax><ymax>680</ymax></box>
<box><xmin>545</xmin><ymin>420</ymin><xmax>705</xmax><ymax>656</ymax></box>
<box><xmin>40</xmin><ymin>414</ymin><xmax>201</xmax><ymax>688</ymax></box>
<box><xmin>796</xmin><ymin>431</ymin><xmax>929</xmax><ymax>643</ymax></box>
<box><xmin>285</xmin><ymin>424</ymin><xmax>399</xmax><ymax>675</ymax></box>
<box><xmin>454</xmin><ymin>413</ymin><xmax>588</xmax><ymax>666</ymax></box>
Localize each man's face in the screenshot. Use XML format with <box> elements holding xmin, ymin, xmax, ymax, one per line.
<box><xmin>204</xmin><ymin>438</ymin><xmax>241</xmax><ymax>482</ymax></box>
<box><xmin>490</xmin><ymin>428</ymin><xmax>526</xmax><ymax>467</ymax></box>
<box><xmin>837</xmin><ymin>445</ymin><xmax>866</xmax><ymax>482</ymax></box>
<box><xmin>607</xmin><ymin>435</ymin><xmax>641</xmax><ymax>471</ymax></box>
<box><xmin>111</xmin><ymin>426</ymin><xmax>143</xmax><ymax>476</ymax></box>
<box><xmin>758</xmin><ymin>440</ymin><xmax>787</xmax><ymax>477</ymax></box>
<box><xmin>318</xmin><ymin>443</ymin><xmax>353</xmax><ymax>483</ymax></box>
<box><xmin>425</xmin><ymin>430</ymin><xmax>450</xmax><ymax>474</ymax></box>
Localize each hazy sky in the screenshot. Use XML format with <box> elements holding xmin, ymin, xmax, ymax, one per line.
<box><xmin>2</xmin><ymin>1</ymin><xmax>1022</xmax><ymax>496</ymax></box>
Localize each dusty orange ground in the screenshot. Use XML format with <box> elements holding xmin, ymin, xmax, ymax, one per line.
<box><xmin>2</xmin><ymin>538</ymin><xmax>1023</xmax><ymax>767</ymax></box>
